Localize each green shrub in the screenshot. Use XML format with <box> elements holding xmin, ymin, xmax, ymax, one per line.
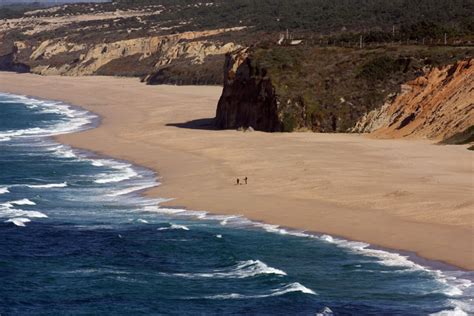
<box><xmin>282</xmin><ymin>112</ymin><xmax>297</xmax><ymax>132</ymax></box>
<box><xmin>357</xmin><ymin>56</ymin><xmax>401</xmax><ymax>81</ymax></box>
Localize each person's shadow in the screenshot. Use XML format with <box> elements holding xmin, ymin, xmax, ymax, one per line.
<box><xmin>166</xmin><ymin>118</ymin><xmax>216</xmax><ymax>130</ymax></box>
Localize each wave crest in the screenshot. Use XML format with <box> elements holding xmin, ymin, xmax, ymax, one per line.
<box><xmin>172</xmin><ymin>259</ymin><xmax>287</xmax><ymax>279</ymax></box>
<box><xmin>5</xmin><ymin>217</ymin><xmax>31</xmax><ymax>227</ymax></box>
<box><xmin>201</xmin><ymin>282</ymin><xmax>316</xmax><ymax>300</ymax></box>
<box><xmin>157</xmin><ymin>223</ymin><xmax>190</xmax><ymax>231</ymax></box>
<box><xmin>0</xmin><ymin>187</ymin><xmax>9</xmax><ymax>195</ymax></box>
<box><xmin>25</xmin><ymin>182</ymin><xmax>67</xmax><ymax>189</ymax></box>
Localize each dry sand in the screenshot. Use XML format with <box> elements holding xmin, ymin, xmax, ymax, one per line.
<box><xmin>0</xmin><ymin>72</ymin><xmax>473</xmax><ymax>269</ymax></box>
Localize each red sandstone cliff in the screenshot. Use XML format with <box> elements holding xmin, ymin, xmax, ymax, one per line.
<box><xmin>353</xmin><ymin>59</ymin><xmax>474</xmax><ymax>141</ymax></box>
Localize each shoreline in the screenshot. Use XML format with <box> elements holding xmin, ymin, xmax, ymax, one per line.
<box><xmin>1</xmin><ymin>72</ymin><xmax>472</xmax><ymax>270</ymax></box>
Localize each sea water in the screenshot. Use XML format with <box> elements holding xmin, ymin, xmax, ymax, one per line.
<box><xmin>0</xmin><ymin>92</ymin><xmax>472</xmax><ymax>315</ymax></box>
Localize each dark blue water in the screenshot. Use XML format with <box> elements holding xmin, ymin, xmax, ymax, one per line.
<box><xmin>0</xmin><ymin>93</ymin><xmax>472</xmax><ymax>315</ymax></box>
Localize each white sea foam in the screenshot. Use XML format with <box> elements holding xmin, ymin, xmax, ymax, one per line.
<box><xmin>229</xmin><ymin>260</ymin><xmax>287</xmax><ymax>278</ymax></box>
<box><xmin>216</xmin><ymin>234</ymin><xmax>222</xmax><ymax>238</ymax></box>
<box><xmin>0</xmin><ymin>187</ymin><xmax>10</xmax><ymax>195</ymax></box>
<box><xmin>202</xmin><ymin>282</ymin><xmax>316</xmax><ymax>300</ymax></box>
<box><xmin>91</xmin><ymin>161</ymin><xmax>104</xmax><ymax>167</ymax></box>
<box><xmin>94</xmin><ymin>162</ymin><xmax>139</xmax><ymax>184</ymax></box>
<box><xmin>25</xmin><ymin>182</ymin><xmax>67</xmax><ymax>189</ymax></box>
<box><xmin>200</xmin><ymin>214</ymin><xmax>236</xmax><ymax>222</ymax></box>
<box><xmin>177</xmin><ymin>210</ymin><xmax>208</xmax><ymax>219</ymax></box>
<box><xmin>320</xmin><ymin>234</ymin><xmax>334</xmax><ymax>242</ymax></box>
<box><xmin>217</xmin><ymin>215</ymin><xmax>240</xmax><ymax>226</ymax></box>
<box><xmin>253</xmin><ymin>222</ymin><xmax>311</xmax><ymax>238</ymax></box>
<box><xmin>2</xmin><ymin>209</ymin><xmax>48</xmax><ymax>218</ymax></box>
<box><xmin>316</xmin><ymin>307</ymin><xmax>334</xmax><ymax>316</ymax></box>
<box><xmin>137</xmin><ymin>219</ymin><xmax>149</xmax><ymax>224</ymax></box>
<box><xmin>51</xmin><ymin>145</ymin><xmax>77</xmax><ymax>159</ymax></box>
<box><xmin>9</xmin><ymin>199</ymin><xmax>36</xmax><ymax>206</ymax></box>
<box><xmin>0</xmin><ymin>199</ymin><xmax>48</xmax><ymax>218</ymax></box>
<box><xmin>74</xmin><ymin>224</ymin><xmax>115</xmax><ymax>230</ymax></box>
<box><xmin>63</xmin><ymin>268</ymin><xmax>130</xmax><ymax>275</ymax></box>
<box><xmin>107</xmin><ymin>183</ymin><xmax>155</xmax><ymax>197</ymax></box>
<box><xmin>430</xmin><ymin>307</ymin><xmax>468</xmax><ymax>316</ymax></box>
<box><xmin>157</xmin><ymin>223</ymin><xmax>189</xmax><ymax>231</ymax></box>
<box><xmin>0</xmin><ymin>93</ymin><xmax>95</xmax><ymax>143</ymax></box>
<box><xmin>26</xmin><ymin>210</ymin><xmax>47</xmax><ymax>218</ymax></box>
<box><xmin>0</xmin><ymin>201</ymin><xmax>47</xmax><ymax>219</ymax></box>
<box><xmin>5</xmin><ymin>217</ymin><xmax>31</xmax><ymax>227</ymax></box>
<box><xmin>143</xmin><ymin>206</ymin><xmax>186</xmax><ymax>215</ymax></box>
<box><xmin>152</xmin><ymin>207</ymin><xmax>207</xmax><ymax>219</ymax></box>
<box><xmin>95</xmin><ymin>172</ymin><xmax>136</xmax><ymax>184</ymax></box>
<box><xmin>320</xmin><ymin>237</ymin><xmax>423</xmax><ymax>270</ymax></box>
<box><xmin>172</xmin><ymin>260</ymin><xmax>287</xmax><ymax>279</ymax></box>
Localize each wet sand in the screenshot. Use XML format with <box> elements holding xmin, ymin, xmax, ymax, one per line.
<box><xmin>1</xmin><ymin>72</ymin><xmax>472</xmax><ymax>269</ymax></box>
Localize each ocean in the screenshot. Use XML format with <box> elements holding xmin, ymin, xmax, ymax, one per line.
<box><xmin>0</xmin><ymin>92</ymin><xmax>472</xmax><ymax>315</ymax></box>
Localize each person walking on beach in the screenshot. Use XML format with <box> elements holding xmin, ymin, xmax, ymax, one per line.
<box><xmin>244</xmin><ymin>177</ymin><xmax>248</xmax><ymax>185</ymax></box>
<box><xmin>236</xmin><ymin>178</ymin><xmax>240</xmax><ymax>185</ymax></box>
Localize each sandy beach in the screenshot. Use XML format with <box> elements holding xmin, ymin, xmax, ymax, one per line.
<box><xmin>0</xmin><ymin>72</ymin><xmax>472</xmax><ymax>269</ymax></box>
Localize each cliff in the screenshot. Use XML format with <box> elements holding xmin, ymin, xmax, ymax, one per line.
<box><xmin>353</xmin><ymin>59</ymin><xmax>474</xmax><ymax>141</ymax></box>
<box><xmin>2</xmin><ymin>29</ymin><xmax>241</xmax><ymax>81</ymax></box>
<box><xmin>215</xmin><ymin>45</ymin><xmax>473</xmax><ymax>133</ymax></box>
<box><xmin>0</xmin><ymin>4</ymin><xmax>244</xmax><ymax>84</ymax></box>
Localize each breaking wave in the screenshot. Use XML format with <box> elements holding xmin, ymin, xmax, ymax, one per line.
<box><xmin>0</xmin><ymin>93</ymin><xmax>95</xmax><ymax>142</ymax></box>
<box><xmin>171</xmin><ymin>260</ymin><xmax>287</xmax><ymax>279</ymax></box>
<box><xmin>157</xmin><ymin>223</ymin><xmax>190</xmax><ymax>231</ymax></box>
<box><xmin>25</xmin><ymin>182</ymin><xmax>68</xmax><ymax>189</ymax></box>
<box><xmin>200</xmin><ymin>282</ymin><xmax>317</xmax><ymax>300</ymax></box>
<box><xmin>5</xmin><ymin>217</ymin><xmax>31</xmax><ymax>227</ymax></box>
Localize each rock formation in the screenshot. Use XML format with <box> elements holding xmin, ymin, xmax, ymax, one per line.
<box><xmin>215</xmin><ymin>48</ymin><xmax>282</xmax><ymax>132</ymax></box>
<box><xmin>352</xmin><ymin>59</ymin><xmax>474</xmax><ymax>141</ymax></box>
<box><xmin>0</xmin><ymin>46</ymin><xmax>30</xmax><ymax>73</ymax></box>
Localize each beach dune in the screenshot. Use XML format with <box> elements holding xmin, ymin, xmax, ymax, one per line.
<box><xmin>0</xmin><ymin>72</ymin><xmax>472</xmax><ymax>269</ymax></box>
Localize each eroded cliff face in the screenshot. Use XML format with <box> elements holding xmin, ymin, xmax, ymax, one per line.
<box><xmin>215</xmin><ymin>48</ymin><xmax>282</xmax><ymax>132</ymax></box>
<box><xmin>353</xmin><ymin>59</ymin><xmax>474</xmax><ymax>141</ymax></box>
<box><xmin>0</xmin><ymin>5</ymin><xmax>244</xmax><ymax>83</ymax></box>
<box><xmin>13</xmin><ymin>29</ymin><xmax>241</xmax><ymax>77</ymax></box>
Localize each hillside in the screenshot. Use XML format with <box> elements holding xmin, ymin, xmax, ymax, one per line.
<box><xmin>0</xmin><ymin>0</ymin><xmax>473</xmax><ymax>139</ymax></box>
<box><xmin>215</xmin><ymin>46</ymin><xmax>473</xmax><ymax>134</ymax></box>
<box><xmin>1</xmin><ymin>0</ymin><xmax>473</xmax><ymax>80</ymax></box>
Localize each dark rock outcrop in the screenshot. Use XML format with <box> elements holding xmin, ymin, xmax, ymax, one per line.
<box><xmin>215</xmin><ymin>48</ymin><xmax>282</xmax><ymax>132</ymax></box>
<box><xmin>0</xmin><ymin>47</ymin><xmax>30</xmax><ymax>73</ymax></box>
